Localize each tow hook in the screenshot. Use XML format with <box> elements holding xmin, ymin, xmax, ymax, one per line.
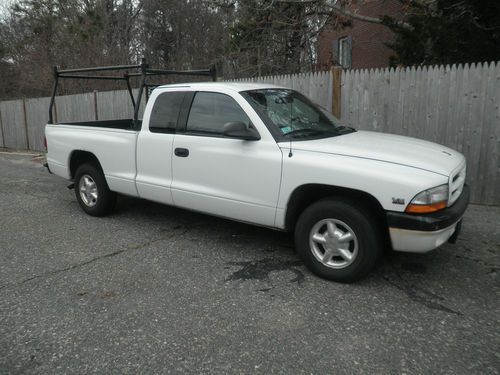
<box><xmin>448</xmin><ymin>219</ymin><xmax>462</xmax><ymax>244</ymax></box>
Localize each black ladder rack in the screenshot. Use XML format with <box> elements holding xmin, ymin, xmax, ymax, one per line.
<box><xmin>48</xmin><ymin>58</ymin><xmax>216</xmax><ymax>130</ymax></box>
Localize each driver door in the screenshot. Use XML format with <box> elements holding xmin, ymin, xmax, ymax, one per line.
<box><xmin>171</xmin><ymin>91</ymin><xmax>282</xmax><ymax>227</ymax></box>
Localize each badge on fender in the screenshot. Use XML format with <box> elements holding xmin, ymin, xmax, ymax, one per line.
<box><xmin>392</xmin><ymin>197</ymin><xmax>405</xmax><ymax>205</ymax></box>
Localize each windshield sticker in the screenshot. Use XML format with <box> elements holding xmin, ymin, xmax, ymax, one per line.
<box><xmin>281</xmin><ymin>126</ymin><xmax>292</xmax><ymax>134</ymax></box>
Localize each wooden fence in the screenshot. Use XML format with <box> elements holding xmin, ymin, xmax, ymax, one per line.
<box><xmin>0</xmin><ymin>63</ymin><xmax>498</xmax><ymax>205</ymax></box>
<box><xmin>0</xmin><ymin>90</ymin><xmax>145</xmax><ymax>152</ymax></box>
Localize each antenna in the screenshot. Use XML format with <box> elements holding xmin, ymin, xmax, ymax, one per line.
<box><xmin>288</xmin><ymin>93</ymin><xmax>293</xmax><ymax>158</ymax></box>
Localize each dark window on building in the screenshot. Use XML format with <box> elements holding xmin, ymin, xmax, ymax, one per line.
<box><xmin>149</xmin><ymin>92</ymin><xmax>185</xmax><ymax>133</ymax></box>
<box><xmin>339</xmin><ymin>36</ymin><xmax>353</xmax><ymax>69</ymax></box>
<box><xmin>186</xmin><ymin>92</ymin><xmax>250</xmax><ymax>135</ymax></box>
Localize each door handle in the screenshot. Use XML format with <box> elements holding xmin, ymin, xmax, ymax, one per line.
<box><xmin>175</xmin><ymin>148</ymin><xmax>189</xmax><ymax>157</ymax></box>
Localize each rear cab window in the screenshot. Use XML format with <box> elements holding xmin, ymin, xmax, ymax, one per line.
<box><xmin>149</xmin><ymin>91</ymin><xmax>186</xmax><ymax>133</ymax></box>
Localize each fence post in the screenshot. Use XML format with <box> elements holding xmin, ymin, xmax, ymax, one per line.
<box><xmin>332</xmin><ymin>67</ymin><xmax>342</xmax><ymax>119</ymax></box>
<box><xmin>0</xmin><ymin>102</ymin><xmax>5</xmax><ymax>148</ymax></box>
<box><xmin>53</xmin><ymin>99</ymin><xmax>58</xmax><ymax>124</ymax></box>
<box><xmin>22</xmin><ymin>98</ymin><xmax>30</xmax><ymax>150</ymax></box>
<box><xmin>0</xmin><ymin>105</ymin><xmax>5</xmax><ymax>148</ymax></box>
<box><xmin>93</xmin><ymin>90</ymin><xmax>99</xmax><ymax>120</ymax></box>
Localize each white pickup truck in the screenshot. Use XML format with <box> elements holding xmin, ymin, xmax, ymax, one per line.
<box><xmin>45</xmin><ymin>81</ymin><xmax>469</xmax><ymax>282</ymax></box>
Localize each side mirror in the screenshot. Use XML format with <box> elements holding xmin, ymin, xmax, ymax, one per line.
<box><xmin>223</xmin><ymin>122</ymin><xmax>260</xmax><ymax>140</ymax></box>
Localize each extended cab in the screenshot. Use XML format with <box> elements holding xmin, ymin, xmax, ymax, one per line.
<box><xmin>46</xmin><ymin>78</ymin><xmax>469</xmax><ymax>282</ymax></box>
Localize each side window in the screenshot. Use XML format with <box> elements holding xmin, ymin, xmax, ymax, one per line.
<box><xmin>186</xmin><ymin>92</ymin><xmax>250</xmax><ymax>135</ymax></box>
<box><xmin>149</xmin><ymin>92</ymin><xmax>185</xmax><ymax>133</ymax></box>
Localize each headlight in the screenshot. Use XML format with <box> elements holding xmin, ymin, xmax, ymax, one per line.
<box><xmin>406</xmin><ymin>184</ymin><xmax>448</xmax><ymax>213</ymax></box>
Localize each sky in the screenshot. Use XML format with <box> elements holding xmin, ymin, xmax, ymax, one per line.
<box><xmin>0</xmin><ymin>0</ymin><xmax>13</xmax><ymax>18</ymax></box>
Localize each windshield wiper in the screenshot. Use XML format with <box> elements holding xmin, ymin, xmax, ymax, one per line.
<box><xmin>285</xmin><ymin>128</ymin><xmax>339</xmax><ymax>138</ymax></box>
<box><xmin>335</xmin><ymin>125</ymin><xmax>356</xmax><ymax>133</ymax></box>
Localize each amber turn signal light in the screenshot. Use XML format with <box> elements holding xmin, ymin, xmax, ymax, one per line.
<box><xmin>405</xmin><ymin>201</ymin><xmax>447</xmax><ymax>214</ymax></box>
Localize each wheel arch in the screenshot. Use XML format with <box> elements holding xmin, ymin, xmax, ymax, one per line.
<box><xmin>284</xmin><ymin>184</ymin><xmax>388</xmax><ymax>235</ymax></box>
<box><xmin>69</xmin><ymin>150</ymin><xmax>103</xmax><ymax>180</ymax></box>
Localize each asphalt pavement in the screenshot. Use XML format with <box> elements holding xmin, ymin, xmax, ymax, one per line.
<box><xmin>0</xmin><ymin>151</ymin><xmax>499</xmax><ymax>374</ymax></box>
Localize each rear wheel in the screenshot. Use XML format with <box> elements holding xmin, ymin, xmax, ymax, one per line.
<box><xmin>74</xmin><ymin>163</ymin><xmax>116</xmax><ymax>216</ymax></box>
<box><xmin>295</xmin><ymin>198</ymin><xmax>382</xmax><ymax>282</ymax></box>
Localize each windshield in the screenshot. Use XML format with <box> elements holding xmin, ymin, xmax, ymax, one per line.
<box><xmin>241</xmin><ymin>89</ymin><xmax>354</xmax><ymax>140</ymax></box>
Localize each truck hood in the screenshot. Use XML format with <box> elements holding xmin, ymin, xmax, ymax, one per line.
<box><xmin>280</xmin><ymin>130</ymin><xmax>464</xmax><ymax>176</ymax></box>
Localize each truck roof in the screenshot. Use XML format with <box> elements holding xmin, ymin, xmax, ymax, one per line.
<box><xmin>156</xmin><ymin>81</ymin><xmax>287</xmax><ymax>92</ymax></box>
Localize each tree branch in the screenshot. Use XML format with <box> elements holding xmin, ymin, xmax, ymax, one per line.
<box><xmin>327</xmin><ymin>3</ymin><xmax>412</xmax><ymax>30</ymax></box>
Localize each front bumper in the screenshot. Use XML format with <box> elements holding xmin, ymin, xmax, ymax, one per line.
<box><xmin>386</xmin><ymin>185</ymin><xmax>469</xmax><ymax>253</ymax></box>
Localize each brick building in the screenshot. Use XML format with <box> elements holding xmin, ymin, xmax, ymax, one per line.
<box><xmin>317</xmin><ymin>0</ymin><xmax>404</xmax><ymax>70</ymax></box>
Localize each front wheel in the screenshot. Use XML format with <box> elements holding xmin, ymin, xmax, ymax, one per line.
<box><xmin>74</xmin><ymin>163</ymin><xmax>116</xmax><ymax>217</ymax></box>
<box><xmin>295</xmin><ymin>198</ymin><xmax>382</xmax><ymax>283</ymax></box>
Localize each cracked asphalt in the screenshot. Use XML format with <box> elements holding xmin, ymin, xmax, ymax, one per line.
<box><xmin>1</xmin><ymin>151</ymin><xmax>499</xmax><ymax>374</ymax></box>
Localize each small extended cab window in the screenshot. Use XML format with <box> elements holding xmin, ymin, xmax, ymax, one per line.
<box><xmin>149</xmin><ymin>92</ymin><xmax>185</xmax><ymax>133</ymax></box>
<box><xmin>186</xmin><ymin>92</ymin><xmax>250</xmax><ymax>135</ymax></box>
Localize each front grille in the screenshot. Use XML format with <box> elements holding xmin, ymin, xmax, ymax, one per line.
<box><xmin>449</xmin><ymin>163</ymin><xmax>466</xmax><ymax>206</ymax></box>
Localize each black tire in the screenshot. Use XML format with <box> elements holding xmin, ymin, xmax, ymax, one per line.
<box><xmin>294</xmin><ymin>198</ymin><xmax>382</xmax><ymax>283</ymax></box>
<box><xmin>74</xmin><ymin>163</ymin><xmax>116</xmax><ymax>217</ymax></box>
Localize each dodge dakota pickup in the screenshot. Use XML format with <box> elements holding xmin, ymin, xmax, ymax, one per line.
<box><xmin>45</xmin><ymin>63</ymin><xmax>469</xmax><ymax>282</ymax></box>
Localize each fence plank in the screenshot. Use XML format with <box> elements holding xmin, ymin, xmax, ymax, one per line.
<box><xmin>406</xmin><ymin>66</ymin><xmax>417</xmax><ymax>138</ymax></box>
<box><xmin>436</xmin><ymin>65</ymin><xmax>449</xmax><ymax>145</ymax></box>
<box><xmin>353</xmin><ymin>69</ymin><xmax>363</xmax><ymax>130</ymax></box>
<box><xmin>444</xmin><ymin>65</ymin><xmax>458</xmax><ymax>149</ymax></box>
<box><xmin>456</xmin><ymin>64</ymin><xmax>469</xmax><ymax>154</ymax></box>
<box><xmin>492</xmin><ymin>63</ymin><xmax>500</xmax><ymax>204</ymax></box>
<box><xmin>375</xmin><ymin>68</ymin><xmax>385</xmax><ymax>131</ymax></box>
<box><xmin>423</xmin><ymin>65</ymin><xmax>436</xmax><ymax>141</ymax></box>
<box><xmin>361</xmin><ymin>69</ymin><xmax>370</xmax><ymax>131</ymax></box>
<box><xmin>341</xmin><ymin>70</ymin><xmax>350</xmax><ymax>125</ymax></box>
<box><xmin>0</xmin><ymin>100</ymin><xmax>27</xmax><ymax>149</ymax></box>
<box><xmin>25</xmin><ymin>97</ymin><xmax>51</xmax><ymax>152</ymax></box>
<box><xmin>461</xmin><ymin>64</ymin><xmax>475</xmax><ymax>182</ymax></box>
<box><xmin>397</xmin><ymin>67</ymin><xmax>408</xmax><ymax>136</ymax></box>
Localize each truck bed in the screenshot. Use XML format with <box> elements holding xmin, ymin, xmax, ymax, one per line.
<box><xmin>61</xmin><ymin>119</ymin><xmax>141</xmax><ymax>130</ymax></box>
<box><xmin>45</xmin><ymin>121</ymin><xmax>139</xmax><ymax>197</ymax></box>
